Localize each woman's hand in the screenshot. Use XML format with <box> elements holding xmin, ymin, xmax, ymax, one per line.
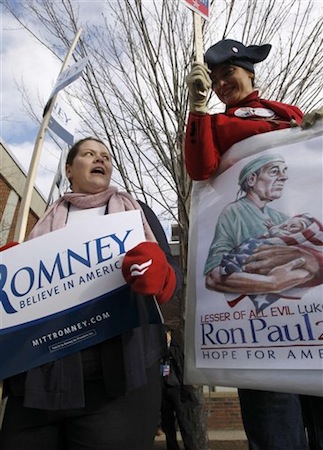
<box><xmin>186</xmin><ymin>62</ymin><xmax>212</xmax><ymax>114</ymax></box>
<box><xmin>122</xmin><ymin>242</ymin><xmax>176</xmax><ymax>304</ymax></box>
<box><xmin>301</xmin><ymin>107</ymin><xmax>323</xmax><ymax>129</ymax></box>
<box><xmin>0</xmin><ymin>242</ymin><xmax>19</xmax><ymax>251</ymax></box>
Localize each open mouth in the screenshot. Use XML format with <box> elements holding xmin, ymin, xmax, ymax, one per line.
<box><xmin>91</xmin><ymin>167</ymin><xmax>105</xmax><ymax>174</ymax></box>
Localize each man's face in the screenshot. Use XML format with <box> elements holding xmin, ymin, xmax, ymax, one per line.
<box><xmin>248</xmin><ymin>161</ymin><xmax>288</xmax><ymax>201</ymax></box>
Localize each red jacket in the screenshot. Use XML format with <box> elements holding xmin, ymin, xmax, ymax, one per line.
<box><xmin>184</xmin><ymin>91</ymin><xmax>303</xmax><ymax>180</ymax></box>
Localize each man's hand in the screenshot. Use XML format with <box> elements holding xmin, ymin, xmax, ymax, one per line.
<box><xmin>186</xmin><ymin>62</ymin><xmax>212</xmax><ymax>114</ymax></box>
<box><xmin>266</xmin><ymin>258</ymin><xmax>313</xmax><ymax>292</ymax></box>
<box><xmin>243</xmin><ymin>245</ymin><xmax>319</xmax><ymax>276</ymax></box>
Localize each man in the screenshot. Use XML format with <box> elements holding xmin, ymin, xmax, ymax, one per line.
<box><xmin>204</xmin><ymin>153</ymin><xmax>318</xmax><ymax>294</ymax></box>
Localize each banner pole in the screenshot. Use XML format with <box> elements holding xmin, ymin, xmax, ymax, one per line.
<box><xmin>193</xmin><ymin>12</ymin><xmax>208</xmax><ymax>98</ymax></box>
<box><xmin>193</xmin><ymin>12</ymin><xmax>204</xmax><ymax>63</ymax></box>
<box><xmin>13</xmin><ymin>28</ymin><xmax>82</xmax><ymax>244</ymax></box>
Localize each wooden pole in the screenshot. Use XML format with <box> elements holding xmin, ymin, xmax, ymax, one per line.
<box><xmin>193</xmin><ymin>12</ymin><xmax>207</xmax><ymax>98</ymax></box>
<box><xmin>13</xmin><ymin>28</ymin><xmax>82</xmax><ymax>244</ymax></box>
<box><xmin>189</xmin><ymin>11</ymin><xmax>210</xmax><ymax>450</ymax></box>
<box><xmin>193</xmin><ymin>12</ymin><xmax>204</xmax><ymax>63</ymax></box>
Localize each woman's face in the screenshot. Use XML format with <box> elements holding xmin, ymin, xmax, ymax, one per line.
<box><xmin>66</xmin><ymin>140</ymin><xmax>112</xmax><ymax>194</ymax></box>
<box><xmin>210</xmin><ymin>64</ymin><xmax>254</xmax><ymax>107</ymax></box>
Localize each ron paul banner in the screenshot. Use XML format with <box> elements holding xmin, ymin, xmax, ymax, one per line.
<box><xmin>184</xmin><ymin>122</ymin><xmax>323</xmax><ymax>396</ymax></box>
<box><xmin>0</xmin><ymin>211</ymin><xmax>162</xmax><ymax>380</ymax></box>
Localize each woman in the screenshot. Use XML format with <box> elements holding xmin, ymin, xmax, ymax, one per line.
<box><xmin>185</xmin><ymin>38</ymin><xmax>305</xmax><ymax>180</ymax></box>
<box><xmin>185</xmin><ymin>39</ymin><xmax>322</xmax><ymax>450</ymax></box>
<box><xmin>0</xmin><ymin>137</ymin><xmax>181</xmax><ymax>450</ymax></box>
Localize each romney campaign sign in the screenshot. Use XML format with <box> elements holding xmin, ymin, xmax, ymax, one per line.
<box><xmin>0</xmin><ymin>211</ymin><xmax>162</xmax><ymax>379</ymax></box>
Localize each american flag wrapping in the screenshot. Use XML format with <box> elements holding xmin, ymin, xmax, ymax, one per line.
<box><xmin>220</xmin><ymin>213</ymin><xmax>323</xmax><ymax>312</ymax></box>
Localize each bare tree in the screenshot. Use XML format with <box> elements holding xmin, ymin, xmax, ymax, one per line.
<box><xmin>3</xmin><ymin>0</ymin><xmax>322</xmax><ymax>256</ymax></box>
<box><xmin>2</xmin><ymin>1</ymin><xmax>323</xmax><ymax>448</ymax></box>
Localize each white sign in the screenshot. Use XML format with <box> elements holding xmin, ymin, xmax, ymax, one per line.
<box><xmin>0</xmin><ymin>211</ymin><xmax>162</xmax><ymax>379</ymax></box>
<box><xmin>48</xmin><ymin>100</ymin><xmax>75</xmax><ymax>145</ymax></box>
<box><xmin>185</xmin><ymin>123</ymin><xmax>323</xmax><ymax>396</ymax></box>
<box><xmin>48</xmin><ymin>56</ymin><xmax>89</xmax><ymax>101</ymax></box>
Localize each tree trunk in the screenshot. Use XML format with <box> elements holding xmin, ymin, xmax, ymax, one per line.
<box><xmin>191</xmin><ymin>386</ymin><xmax>210</xmax><ymax>450</ymax></box>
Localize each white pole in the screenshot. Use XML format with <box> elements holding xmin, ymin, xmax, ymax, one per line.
<box><xmin>13</xmin><ymin>28</ymin><xmax>82</xmax><ymax>243</ymax></box>
<box><xmin>193</xmin><ymin>12</ymin><xmax>204</xmax><ymax>63</ymax></box>
<box><xmin>193</xmin><ymin>12</ymin><xmax>207</xmax><ymax>98</ymax></box>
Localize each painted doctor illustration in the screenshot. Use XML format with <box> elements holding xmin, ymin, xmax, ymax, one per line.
<box><xmin>204</xmin><ymin>154</ymin><xmax>322</xmax><ymax>299</ymax></box>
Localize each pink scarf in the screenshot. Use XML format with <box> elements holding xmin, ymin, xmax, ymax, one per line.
<box><xmin>28</xmin><ymin>186</ymin><xmax>156</xmax><ymax>242</ymax></box>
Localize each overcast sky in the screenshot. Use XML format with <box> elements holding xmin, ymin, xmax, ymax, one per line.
<box><xmin>0</xmin><ymin>2</ymin><xmax>102</xmax><ymax>199</ymax></box>
<box><xmin>1</xmin><ymin>9</ymin><xmax>60</xmax><ymax>198</ymax></box>
<box><xmin>2</xmin><ymin>0</ymin><xmax>322</xmax><ymax>202</ymax></box>
<box><xmin>0</xmin><ymin>1</ymin><xmax>175</xmax><ymax>239</ymax></box>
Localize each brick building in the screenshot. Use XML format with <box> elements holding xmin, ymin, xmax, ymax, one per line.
<box><xmin>0</xmin><ymin>141</ymin><xmax>46</xmax><ymax>246</ymax></box>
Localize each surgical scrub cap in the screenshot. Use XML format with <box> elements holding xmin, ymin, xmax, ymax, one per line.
<box><xmin>238</xmin><ymin>154</ymin><xmax>285</xmax><ymax>186</ymax></box>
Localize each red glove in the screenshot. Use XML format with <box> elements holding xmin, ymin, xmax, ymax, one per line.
<box><xmin>0</xmin><ymin>242</ymin><xmax>19</xmax><ymax>252</ymax></box>
<box><xmin>122</xmin><ymin>242</ymin><xmax>177</xmax><ymax>304</ymax></box>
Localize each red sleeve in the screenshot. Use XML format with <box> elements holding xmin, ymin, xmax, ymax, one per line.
<box><xmin>184</xmin><ymin>113</ymin><xmax>221</xmax><ymax>180</ymax></box>
<box><xmin>184</xmin><ymin>99</ymin><xmax>304</xmax><ymax>181</ymax></box>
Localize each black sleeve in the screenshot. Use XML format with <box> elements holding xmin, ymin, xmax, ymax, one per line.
<box><xmin>138</xmin><ymin>200</ymin><xmax>182</xmax><ymax>297</ymax></box>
